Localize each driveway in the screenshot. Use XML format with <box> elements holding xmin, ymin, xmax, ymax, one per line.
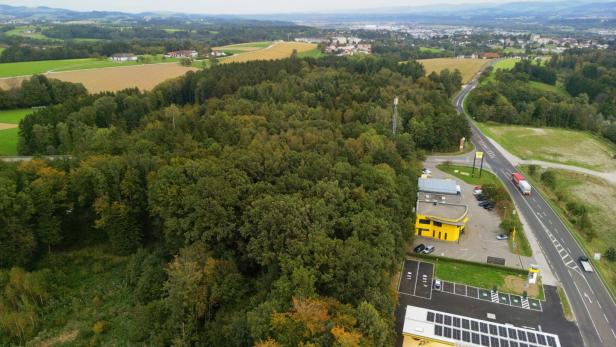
<box><xmin>415</xmin><ymin>161</ymin><xmax>536</xmax><ymax>269</ymax></box>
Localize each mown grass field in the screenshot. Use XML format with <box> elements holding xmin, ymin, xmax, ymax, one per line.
<box><xmin>4</xmin><ymin>26</ymin><xmax>55</xmax><ymax>41</ymax></box>
<box><xmin>438</xmin><ymin>164</ymin><xmax>532</xmax><ymax>257</ymax></box>
<box><xmin>297</xmin><ymin>48</ymin><xmax>324</xmax><ymax>58</ymax></box>
<box><xmin>220</xmin><ymin>42</ymin><xmax>317</xmax><ymax>64</ymax></box>
<box><xmin>492</xmin><ymin>58</ymin><xmax>519</xmax><ymax>70</ymax></box>
<box><xmin>0</xmin><ymin>109</ymin><xmax>32</xmax><ymax>155</ymax></box>
<box><xmin>529</xmin><ymin>80</ymin><xmax>569</xmax><ymax>97</ymax></box>
<box><xmin>418</xmin><ymin>58</ymin><xmax>491</xmax><ymax>83</ymax></box>
<box><xmin>476</xmin><ymin>122</ymin><xmax>616</xmax><ymax>172</ymax></box>
<box><xmin>0</xmin><ymin>58</ymin><xmax>139</xmax><ymax>78</ymax></box>
<box><xmin>213</xmin><ymin>41</ymin><xmax>272</xmax><ymax>53</ymax></box>
<box><xmin>521</xmin><ymin>167</ymin><xmax>616</xmax><ymax>300</ymax></box>
<box><xmin>0</xmin><ymin>55</ymin><xmax>182</xmax><ymax>78</ymax></box>
<box><xmin>419</xmin><ymin>47</ymin><xmax>445</xmax><ymax>53</ymax></box>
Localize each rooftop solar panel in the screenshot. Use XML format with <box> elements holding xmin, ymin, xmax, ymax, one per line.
<box><xmin>481</xmin><ymin>334</ymin><xmax>490</xmax><ymax>346</ymax></box>
<box><xmin>453</xmin><ymin>317</ymin><xmax>460</xmax><ymax>327</ymax></box>
<box><xmin>510</xmin><ymin>342</ymin><xmax>519</xmax><ymax>347</ymax></box>
<box><xmin>500</xmin><ymin>338</ymin><xmax>509</xmax><ymax>347</ymax></box>
<box><xmin>480</xmin><ymin>322</ymin><xmax>488</xmax><ymax>333</ymax></box>
<box><xmin>463</xmin><ymin>319</ymin><xmax>470</xmax><ymax>330</ymax></box>
<box><xmin>472</xmin><ymin>332</ymin><xmax>480</xmax><ymax>344</ymax></box>
<box><xmin>463</xmin><ymin>330</ymin><xmax>470</xmax><ymax>342</ymax></box>
<box><xmin>471</xmin><ymin>321</ymin><xmax>479</xmax><ymax>331</ymax></box>
<box><xmin>537</xmin><ymin>334</ymin><xmax>547</xmax><ymax>345</ymax></box>
<box><xmin>435</xmin><ymin>325</ymin><xmax>443</xmax><ymax>336</ymax></box>
<box><xmin>491</xmin><ymin>336</ymin><xmax>500</xmax><ymax>347</ymax></box>
<box><xmin>453</xmin><ymin>329</ymin><xmax>461</xmax><ymax>340</ymax></box>
<box><xmin>444</xmin><ymin>315</ymin><xmax>452</xmax><ymax>326</ymax></box>
<box><xmin>518</xmin><ymin>330</ymin><xmax>527</xmax><ymax>341</ymax></box>
<box><xmin>527</xmin><ymin>332</ymin><xmax>537</xmax><ymax>343</ymax></box>
<box><xmin>499</xmin><ymin>326</ymin><xmax>508</xmax><ymax>337</ymax></box>
<box><xmin>444</xmin><ymin>327</ymin><xmax>452</xmax><ymax>338</ymax></box>
<box><xmin>490</xmin><ymin>324</ymin><xmax>498</xmax><ymax>335</ymax></box>
<box><xmin>427</xmin><ymin>311</ymin><xmax>435</xmax><ymax>322</ymax></box>
<box><xmin>436</xmin><ymin>313</ymin><xmax>443</xmax><ymax>324</ymax></box>
<box><xmin>547</xmin><ymin>336</ymin><xmax>557</xmax><ymax>347</ymax></box>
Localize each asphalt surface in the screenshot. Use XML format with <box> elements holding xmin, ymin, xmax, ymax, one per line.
<box><xmin>454</xmin><ymin>65</ymin><xmax>616</xmax><ymax>347</ymax></box>
<box><xmin>395</xmin><ymin>262</ymin><xmax>583</xmax><ymax>347</ymax></box>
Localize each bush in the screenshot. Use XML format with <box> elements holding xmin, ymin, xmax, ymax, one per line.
<box><xmin>605</xmin><ymin>247</ymin><xmax>616</xmax><ymax>262</ymax></box>
<box><xmin>541</xmin><ymin>170</ymin><xmax>557</xmax><ymax>189</ymax></box>
<box><xmin>92</xmin><ymin>320</ymin><xmax>105</xmax><ymax>334</ymax></box>
<box><xmin>528</xmin><ymin>165</ymin><xmax>538</xmax><ymax>178</ymax></box>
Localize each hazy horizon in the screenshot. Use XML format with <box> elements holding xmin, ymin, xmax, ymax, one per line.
<box><xmin>3</xmin><ymin>0</ymin><xmax>558</xmax><ymax>15</ymax></box>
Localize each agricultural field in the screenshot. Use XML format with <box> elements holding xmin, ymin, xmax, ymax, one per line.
<box><xmin>0</xmin><ymin>55</ymin><xmax>181</xmax><ymax>79</ymax></box>
<box><xmin>46</xmin><ymin>63</ymin><xmax>199</xmax><ymax>93</ymax></box>
<box><xmin>503</xmin><ymin>47</ymin><xmax>526</xmax><ymax>54</ymax></box>
<box><xmin>418</xmin><ymin>58</ymin><xmax>491</xmax><ymax>83</ymax></box>
<box><xmin>4</xmin><ymin>25</ymin><xmax>55</xmax><ymax>41</ymax></box>
<box><xmin>522</xmin><ymin>168</ymin><xmax>616</xmax><ymax>299</ymax></box>
<box><xmin>492</xmin><ymin>58</ymin><xmax>519</xmax><ymax>70</ymax></box>
<box><xmin>0</xmin><ymin>108</ymin><xmax>32</xmax><ymax>155</ymax></box>
<box><xmin>219</xmin><ymin>42</ymin><xmax>317</xmax><ymax>64</ymax></box>
<box><xmin>297</xmin><ymin>47</ymin><xmax>324</xmax><ymax>58</ymax></box>
<box><xmin>476</xmin><ymin>123</ymin><xmax>616</xmax><ymax>172</ymax></box>
<box><xmin>419</xmin><ymin>46</ymin><xmax>446</xmax><ymax>53</ymax></box>
<box><xmin>214</xmin><ymin>41</ymin><xmax>272</xmax><ymax>52</ymax></box>
<box><xmin>0</xmin><ymin>58</ymin><xmax>139</xmax><ymax>78</ymax></box>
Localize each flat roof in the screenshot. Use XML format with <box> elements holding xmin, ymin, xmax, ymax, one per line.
<box><xmin>417</xmin><ymin>199</ymin><xmax>468</xmax><ymax>223</ymax></box>
<box><xmin>418</xmin><ymin>178</ymin><xmax>459</xmax><ymax>195</ymax></box>
<box><xmin>403</xmin><ymin>305</ymin><xmax>561</xmax><ymax>347</ymax></box>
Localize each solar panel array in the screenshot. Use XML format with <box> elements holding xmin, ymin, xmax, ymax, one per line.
<box><xmin>426</xmin><ymin>310</ymin><xmax>559</xmax><ymax>347</ymax></box>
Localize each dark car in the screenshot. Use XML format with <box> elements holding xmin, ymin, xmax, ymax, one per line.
<box><xmin>476</xmin><ymin>194</ymin><xmax>487</xmax><ymax>201</ymax></box>
<box><xmin>479</xmin><ymin>200</ymin><xmax>491</xmax><ymax>207</ymax></box>
<box><xmin>414</xmin><ymin>244</ymin><xmax>426</xmax><ymax>253</ymax></box>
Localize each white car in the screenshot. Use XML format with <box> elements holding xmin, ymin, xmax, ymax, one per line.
<box><xmin>422</xmin><ymin>168</ymin><xmax>431</xmax><ymax>175</ymax></box>
<box><xmin>496</xmin><ymin>234</ymin><xmax>508</xmax><ymax>240</ymax></box>
<box><xmin>422</xmin><ymin>245</ymin><xmax>435</xmax><ymax>254</ymax></box>
<box><xmin>433</xmin><ymin>279</ymin><xmax>442</xmax><ymax>290</ymax></box>
<box><xmin>473</xmin><ymin>189</ymin><xmax>482</xmax><ymax>196</ymax></box>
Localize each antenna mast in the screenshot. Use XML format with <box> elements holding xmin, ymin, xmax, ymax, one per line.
<box><xmin>392</xmin><ymin>96</ymin><xmax>399</xmax><ymax>135</ymax></box>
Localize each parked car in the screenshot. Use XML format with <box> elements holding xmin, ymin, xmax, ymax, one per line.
<box><xmin>433</xmin><ymin>279</ymin><xmax>442</xmax><ymax>290</ymax></box>
<box><xmin>473</xmin><ymin>189</ymin><xmax>483</xmax><ymax>196</ymax></box>
<box><xmin>414</xmin><ymin>244</ymin><xmax>426</xmax><ymax>253</ymax></box>
<box><xmin>496</xmin><ymin>234</ymin><xmax>508</xmax><ymax>240</ymax></box>
<box><xmin>479</xmin><ymin>200</ymin><xmax>491</xmax><ymax>207</ymax></box>
<box><xmin>476</xmin><ymin>194</ymin><xmax>487</xmax><ymax>201</ymax></box>
<box><xmin>422</xmin><ymin>168</ymin><xmax>432</xmax><ymax>175</ymax></box>
<box><xmin>485</xmin><ymin>205</ymin><xmax>494</xmax><ymax>211</ymax></box>
<box><xmin>422</xmin><ymin>245</ymin><xmax>435</xmax><ymax>254</ymax></box>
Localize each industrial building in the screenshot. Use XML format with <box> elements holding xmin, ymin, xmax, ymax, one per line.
<box><xmin>415</xmin><ymin>178</ymin><xmax>468</xmax><ymax>242</ymax></box>
<box><xmin>402</xmin><ymin>305</ymin><xmax>561</xmax><ymax>347</ymax></box>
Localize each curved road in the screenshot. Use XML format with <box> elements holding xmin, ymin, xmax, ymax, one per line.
<box><xmin>455</xmin><ymin>68</ymin><xmax>616</xmax><ymax>347</ymax></box>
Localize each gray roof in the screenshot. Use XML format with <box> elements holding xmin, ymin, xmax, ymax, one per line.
<box><xmin>418</xmin><ymin>178</ymin><xmax>459</xmax><ymax>195</ymax></box>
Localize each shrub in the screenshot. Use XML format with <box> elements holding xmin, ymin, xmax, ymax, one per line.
<box><xmin>541</xmin><ymin>170</ymin><xmax>557</xmax><ymax>189</ymax></box>
<box><xmin>92</xmin><ymin>320</ymin><xmax>105</xmax><ymax>334</ymax></box>
<box><xmin>605</xmin><ymin>247</ymin><xmax>616</xmax><ymax>262</ymax></box>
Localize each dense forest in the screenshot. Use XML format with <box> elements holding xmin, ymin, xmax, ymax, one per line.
<box><xmin>467</xmin><ymin>49</ymin><xmax>616</xmax><ymax>144</ymax></box>
<box><xmin>0</xmin><ymin>75</ymin><xmax>87</xmax><ymax>110</ymax></box>
<box><xmin>0</xmin><ymin>56</ymin><xmax>468</xmax><ymax>345</ymax></box>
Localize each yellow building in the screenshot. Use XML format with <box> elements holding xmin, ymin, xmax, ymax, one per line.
<box><xmin>415</xmin><ymin>178</ymin><xmax>468</xmax><ymax>242</ymax></box>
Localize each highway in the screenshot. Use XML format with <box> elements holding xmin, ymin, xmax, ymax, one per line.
<box><xmin>454</xmin><ymin>70</ymin><xmax>616</xmax><ymax>347</ymax></box>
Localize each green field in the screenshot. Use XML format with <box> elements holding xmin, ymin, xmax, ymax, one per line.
<box><xmin>297</xmin><ymin>48</ymin><xmax>325</xmax><ymax>58</ymax></box>
<box><xmin>492</xmin><ymin>58</ymin><xmax>519</xmax><ymax>70</ymax></box>
<box><xmin>0</xmin><ymin>109</ymin><xmax>33</xmax><ymax>155</ymax></box>
<box><xmin>476</xmin><ymin>122</ymin><xmax>616</xmax><ymax>172</ymax></box>
<box><xmin>0</xmin><ymin>128</ymin><xmax>18</xmax><ymax>155</ymax></box>
<box><xmin>4</xmin><ymin>26</ymin><xmax>55</xmax><ymax>41</ymax></box>
<box><xmin>503</xmin><ymin>47</ymin><xmax>525</xmax><ymax>54</ymax></box>
<box><xmin>419</xmin><ymin>47</ymin><xmax>445</xmax><ymax>53</ymax></box>
<box><xmin>224</xmin><ymin>41</ymin><xmax>272</xmax><ymax>48</ymax></box>
<box><xmin>0</xmin><ymin>108</ymin><xmax>32</xmax><ymax>124</ymax></box>
<box><xmin>529</xmin><ymin>81</ymin><xmax>569</xmax><ymax>97</ymax></box>
<box><xmin>0</xmin><ymin>55</ymin><xmax>183</xmax><ymax>78</ymax></box>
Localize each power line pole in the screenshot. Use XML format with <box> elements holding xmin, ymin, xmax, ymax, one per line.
<box><xmin>392</xmin><ymin>96</ymin><xmax>399</xmax><ymax>136</ymax></box>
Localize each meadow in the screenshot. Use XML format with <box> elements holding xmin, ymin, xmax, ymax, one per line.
<box><xmin>477</xmin><ymin>122</ymin><xmax>616</xmax><ymax>172</ymax></box>
<box><xmin>0</xmin><ymin>58</ymin><xmax>139</xmax><ymax>78</ymax></box>
<box><xmin>0</xmin><ymin>108</ymin><xmax>32</xmax><ymax>155</ymax></box>
<box><xmin>219</xmin><ymin>42</ymin><xmax>317</xmax><ymax>64</ymax></box>
<box><xmin>492</xmin><ymin>58</ymin><xmax>519</xmax><ymax>70</ymax></box>
<box><xmin>418</xmin><ymin>58</ymin><xmax>491</xmax><ymax>83</ymax></box>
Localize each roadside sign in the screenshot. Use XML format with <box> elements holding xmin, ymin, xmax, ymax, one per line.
<box><xmin>476</xmin><ymin>151</ymin><xmax>484</xmax><ymax>159</ymax></box>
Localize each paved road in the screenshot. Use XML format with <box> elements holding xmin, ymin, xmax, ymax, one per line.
<box><xmin>0</xmin><ymin>155</ymin><xmax>71</xmax><ymax>162</ymax></box>
<box><xmin>454</xmin><ymin>68</ymin><xmax>616</xmax><ymax>347</ymax></box>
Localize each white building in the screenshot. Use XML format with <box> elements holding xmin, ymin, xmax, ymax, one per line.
<box><xmin>110</xmin><ymin>53</ymin><xmax>138</xmax><ymax>62</ymax></box>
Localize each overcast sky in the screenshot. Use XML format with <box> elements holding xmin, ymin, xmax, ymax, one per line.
<box><xmin>5</xmin><ymin>0</ymin><xmax>523</xmax><ymax>15</ymax></box>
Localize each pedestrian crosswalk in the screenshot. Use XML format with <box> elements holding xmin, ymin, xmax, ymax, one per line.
<box><xmin>491</xmin><ymin>291</ymin><xmax>499</xmax><ymax>303</ymax></box>
<box><xmin>521</xmin><ymin>297</ymin><xmax>530</xmax><ymax>309</ymax></box>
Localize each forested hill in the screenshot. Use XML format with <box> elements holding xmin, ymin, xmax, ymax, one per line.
<box><xmin>1</xmin><ymin>56</ymin><xmax>468</xmax><ymax>345</ymax></box>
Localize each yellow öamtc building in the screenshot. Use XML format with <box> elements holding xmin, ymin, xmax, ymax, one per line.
<box><xmin>415</xmin><ymin>178</ymin><xmax>468</xmax><ymax>242</ymax></box>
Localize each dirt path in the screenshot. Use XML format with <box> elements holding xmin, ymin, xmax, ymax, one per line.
<box><xmin>0</xmin><ymin>123</ymin><xmax>18</xmax><ymax>130</ymax></box>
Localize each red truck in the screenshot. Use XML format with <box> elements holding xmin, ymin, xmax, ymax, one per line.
<box><xmin>512</xmin><ymin>172</ymin><xmax>532</xmax><ymax>195</ymax></box>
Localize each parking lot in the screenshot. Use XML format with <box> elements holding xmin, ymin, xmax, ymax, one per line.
<box><xmin>395</xmin><ymin>259</ymin><xmax>583</xmax><ymax>347</ymax></box>
<box><xmin>399</xmin><ymin>259</ymin><xmax>434</xmax><ymax>299</ymax></box>
<box><xmin>415</xmin><ymin>161</ymin><xmax>536</xmax><ymax>269</ymax></box>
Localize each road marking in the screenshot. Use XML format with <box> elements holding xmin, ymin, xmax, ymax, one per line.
<box><xmin>584</xmin><ymin>292</ymin><xmax>593</xmax><ymax>303</ymax></box>
<box><xmin>572</xmin><ymin>280</ymin><xmax>603</xmax><ymax>344</ymax></box>
<box><xmin>413</xmin><ymin>261</ymin><xmax>420</xmax><ymax>296</ymax></box>
<box><xmin>611</xmin><ymin>329</ymin><xmax>616</xmax><ymax>339</ymax></box>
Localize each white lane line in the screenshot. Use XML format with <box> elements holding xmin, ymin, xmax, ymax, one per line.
<box><xmin>413</xmin><ymin>261</ymin><xmax>420</xmax><ymax>296</ymax></box>
<box><xmin>611</xmin><ymin>329</ymin><xmax>616</xmax><ymax>340</ymax></box>
<box><xmin>548</xmin><ymin>220</ymin><xmax>553</xmax><ymax>225</ymax></box>
<box><xmin>573</xmin><ymin>280</ymin><xmax>603</xmax><ymax>344</ymax></box>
